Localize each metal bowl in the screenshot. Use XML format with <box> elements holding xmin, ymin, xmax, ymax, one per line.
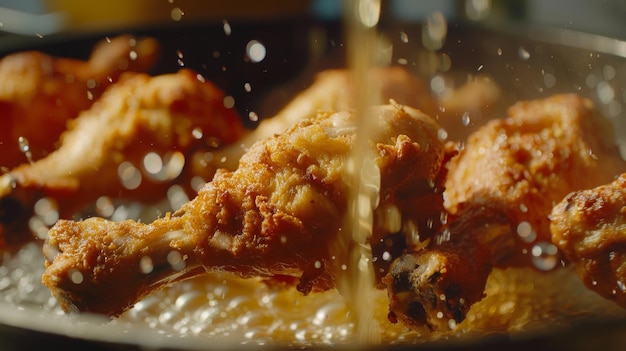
<box><xmin>0</xmin><ymin>8</ymin><xmax>626</xmax><ymax>350</ymax></box>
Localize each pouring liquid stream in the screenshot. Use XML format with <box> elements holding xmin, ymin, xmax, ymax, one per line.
<box><xmin>335</xmin><ymin>0</ymin><xmax>384</xmax><ymax>343</ymax></box>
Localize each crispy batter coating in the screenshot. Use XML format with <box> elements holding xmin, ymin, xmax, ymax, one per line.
<box><xmin>384</xmin><ymin>94</ymin><xmax>626</xmax><ymax>332</ymax></box>
<box><xmin>446</xmin><ymin>93</ymin><xmax>625</xmax><ymax>264</ymax></box>
<box><xmin>551</xmin><ymin>173</ymin><xmax>626</xmax><ymax>307</ymax></box>
<box><xmin>0</xmin><ymin>69</ymin><xmax>242</xmax><ymax>246</ymax></box>
<box><xmin>206</xmin><ymin>66</ymin><xmax>442</xmax><ymax>174</ymax></box>
<box><xmin>205</xmin><ymin>67</ymin><xmax>498</xmax><ymax>176</ymax></box>
<box><xmin>41</xmin><ymin>104</ymin><xmax>448</xmax><ymax>318</ymax></box>
<box><xmin>0</xmin><ymin>35</ymin><xmax>159</xmax><ymax>169</ymax></box>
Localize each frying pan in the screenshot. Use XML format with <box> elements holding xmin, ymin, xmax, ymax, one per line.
<box><xmin>0</xmin><ymin>9</ymin><xmax>626</xmax><ymax>351</ymax></box>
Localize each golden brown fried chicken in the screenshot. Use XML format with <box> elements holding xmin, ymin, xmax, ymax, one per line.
<box><xmin>384</xmin><ymin>94</ymin><xmax>626</xmax><ymax>331</ymax></box>
<box><xmin>436</xmin><ymin>75</ymin><xmax>501</xmax><ymax>140</ymax></box>
<box><xmin>551</xmin><ymin>173</ymin><xmax>626</xmax><ymax>307</ymax></box>
<box><xmin>199</xmin><ymin>67</ymin><xmax>499</xmax><ymax>181</ymax></box>
<box><xmin>0</xmin><ymin>35</ymin><xmax>159</xmax><ymax>169</ymax></box>
<box><xmin>0</xmin><ymin>69</ymin><xmax>242</xmax><ymax>246</ymax></box>
<box><xmin>41</xmin><ymin>103</ymin><xmax>450</xmax><ymax>318</ymax></box>
<box><xmin>203</xmin><ymin>66</ymin><xmax>441</xmax><ymax>174</ymax></box>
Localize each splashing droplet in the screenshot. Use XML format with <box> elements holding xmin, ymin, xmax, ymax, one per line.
<box><xmin>140</xmin><ymin>256</ymin><xmax>154</xmax><ymax>274</ymax></box>
<box><xmin>400</xmin><ymin>31</ymin><xmax>409</xmax><ymax>43</ymax></box>
<box><xmin>223</xmin><ymin>20</ymin><xmax>232</xmax><ymax>36</ymax></box>
<box><xmin>17</xmin><ymin>136</ymin><xmax>33</xmax><ymax>163</ymax></box>
<box><xmin>171</xmin><ymin>7</ymin><xmax>184</xmax><ymax>21</ymax></box>
<box><xmin>118</xmin><ymin>161</ymin><xmax>142</xmax><ymax>190</ymax></box>
<box><xmin>531</xmin><ymin>241</ymin><xmax>559</xmax><ymax>271</ymax></box>
<box><xmin>518</xmin><ymin>46</ymin><xmax>530</xmax><ymax>60</ymax></box>
<box><xmin>246</xmin><ymin>40</ymin><xmax>267</xmax><ymax>63</ymax></box>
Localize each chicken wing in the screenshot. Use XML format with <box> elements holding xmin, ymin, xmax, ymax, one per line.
<box><xmin>0</xmin><ymin>69</ymin><xmax>242</xmax><ymax>247</ymax></box>
<box><xmin>41</xmin><ymin>103</ymin><xmax>450</xmax><ymax>319</ymax></box>
<box><xmin>384</xmin><ymin>94</ymin><xmax>626</xmax><ymax>331</ymax></box>
<box><xmin>551</xmin><ymin>173</ymin><xmax>626</xmax><ymax>307</ymax></box>
<box><xmin>0</xmin><ymin>34</ymin><xmax>159</xmax><ymax>169</ymax></box>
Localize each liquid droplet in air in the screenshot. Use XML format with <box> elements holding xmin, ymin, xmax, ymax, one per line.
<box><xmin>18</xmin><ymin>136</ymin><xmax>33</xmax><ymax>163</ymax></box>
<box><xmin>246</xmin><ymin>40</ymin><xmax>267</xmax><ymax>63</ymax></box>
<box><xmin>531</xmin><ymin>241</ymin><xmax>559</xmax><ymax>271</ymax></box>
<box><xmin>518</xmin><ymin>46</ymin><xmax>530</xmax><ymax>60</ymax></box>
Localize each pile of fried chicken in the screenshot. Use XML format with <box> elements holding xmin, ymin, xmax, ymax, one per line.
<box><xmin>0</xmin><ymin>35</ymin><xmax>625</xmax><ymax>336</ymax></box>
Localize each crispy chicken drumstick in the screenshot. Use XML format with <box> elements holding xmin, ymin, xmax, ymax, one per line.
<box><xmin>209</xmin><ymin>67</ymin><xmax>498</xmax><ymax>173</ymax></box>
<box><xmin>0</xmin><ymin>69</ymin><xmax>243</xmax><ymax>246</ymax></box>
<box><xmin>0</xmin><ymin>65</ymin><xmax>442</xmax><ymax>248</ymax></box>
<box><xmin>551</xmin><ymin>173</ymin><xmax>626</xmax><ymax>307</ymax></box>
<box><xmin>0</xmin><ymin>35</ymin><xmax>159</xmax><ymax>169</ymax></box>
<box><xmin>42</xmin><ymin>103</ymin><xmax>451</xmax><ymax>317</ymax></box>
<box><xmin>384</xmin><ymin>94</ymin><xmax>626</xmax><ymax>331</ymax></box>
<box><xmin>210</xmin><ymin>66</ymin><xmax>440</xmax><ymax>173</ymax></box>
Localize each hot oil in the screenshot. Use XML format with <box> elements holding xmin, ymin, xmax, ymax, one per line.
<box><xmin>331</xmin><ymin>0</ymin><xmax>383</xmax><ymax>343</ymax></box>
<box><xmin>3</xmin><ymin>4</ymin><xmax>626</xmax><ymax>348</ymax></box>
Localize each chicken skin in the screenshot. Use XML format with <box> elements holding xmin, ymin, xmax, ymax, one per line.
<box><xmin>207</xmin><ymin>66</ymin><xmax>441</xmax><ymax>174</ymax></box>
<box><xmin>0</xmin><ymin>69</ymin><xmax>242</xmax><ymax>247</ymax></box>
<box><xmin>384</xmin><ymin>94</ymin><xmax>626</xmax><ymax>331</ymax></box>
<box><xmin>205</xmin><ymin>67</ymin><xmax>498</xmax><ymax>175</ymax></box>
<box><xmin>551</xmin><ymin>173</ymin><xmax>626</xmax><ymax>308</ymax></box>
<box><xmin>41</xmin><ymin>103</ymin><xmax>450</xmax><ymax>318</ymax></box>
<box><xmin>0</xmin><ymin>35</ymin><xmax>159</xmax><ymax>169</ymax></box>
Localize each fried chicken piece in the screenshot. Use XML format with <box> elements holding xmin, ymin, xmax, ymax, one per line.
<box><xmin>198</xmin><ymin>67</ymin><xmax>498</xmax><ymax>179</ymax></box>
<box><xmin>436</xmin><ymin>75</ymin><xmax>501</xmax><ymax>140</ymax></box>
<box><xmin>384</xmin><ymin>94</ymin><xmax>626</xmax><ymax>331</ymax></box>
<box><xmin>0</xmin><ymin>35</ymin><xmax>159</xmax><ymax>169</ymax></box>
<box><xmin>42</xmin><ymin>104</ymin><xmax>449</xmax><ymax>317</ymax></box>
<box><xmin>0</xmin><ymin>69</ymin><xmax>242</xmax><ymax>247</ymax></box>
<box><xmin>203</xmin><ymin>66</ymin><xmax>440</xmax><ymax>174</ymax></box>
<box><xmin>551</xmin><ymin>173</ymin><xmax>626</xmax><ymax>307</ymax></box>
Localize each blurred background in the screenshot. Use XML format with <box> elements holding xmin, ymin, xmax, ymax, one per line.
<box><xmin>0</xmin><ymin>0</ymin><xmax>624</xmax><ymax>40</ymax></box>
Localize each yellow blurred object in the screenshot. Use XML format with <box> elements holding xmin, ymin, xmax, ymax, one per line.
<box><xmin>28</xmin><ymin>0</ymin><xmax>311</xmax><ymax>34</ymax></box>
